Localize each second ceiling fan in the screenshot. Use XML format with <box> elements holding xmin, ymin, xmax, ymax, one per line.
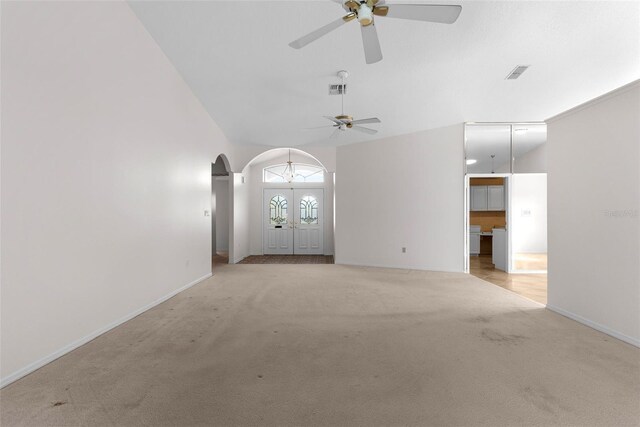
<box><xmin>289</xmin><ymin>0</ymin><xmax>462</xmax><ymax>64</ymax></box>
<box><xmin>310</xmin><ymin>70</ymin><xmax>381</xmax><ymax>139</ymax></box>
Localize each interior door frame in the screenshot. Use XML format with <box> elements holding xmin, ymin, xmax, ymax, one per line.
<box><xmin>463</xmin><ymin>121</ymin><xmax>545</xmax><ymax>274</ymax></box>
<box><xmin>464</xmin><ymin>173</ymin><xmax>512</xmax><ymax>273</ymax></box>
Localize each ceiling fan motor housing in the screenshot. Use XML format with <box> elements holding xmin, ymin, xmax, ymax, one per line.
<box><xmin>357</xmin><ymin>4</ymin><xmax>373</xmax><ymax>26</ymax></box>
<box><xmin>344</xmin><ymin>0</ymin><xmax>377</xmax><ymax>26</ymax></box>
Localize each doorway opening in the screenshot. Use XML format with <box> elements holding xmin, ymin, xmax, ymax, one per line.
<box><xmin>464</xmin><ymin>123</ymin><xmax>548</xmax><ymax>304</ymax></box>
<box><xmin>212</xmin><ymin>154</ymin><xmax>231</xmax><ymax>270</ymax></box>
<box><xmin>239</xmin><ymin>147</ymin><xmax>335</xmax><ymax>264</ymax></box>
<box><xmin>263</xmin><ymin>188</ymin><xmax>324</xmax><ymax>255</ymax></box>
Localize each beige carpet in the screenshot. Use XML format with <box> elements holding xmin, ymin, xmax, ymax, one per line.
<box><xmin>1</xmin><ymin>265</ymin><xmax>638</xmax><ymax>426</ymax></box>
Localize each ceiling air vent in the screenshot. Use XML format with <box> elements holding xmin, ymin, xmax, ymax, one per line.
<box><xmin>329</xmin><ymin>84</ymin><xmax>347</xmax><ymax>95</ymax></box>
<box><xmin>506</xmin><ymin>65</ymin><xmax>530</xmax><ymax>80</ymax></box>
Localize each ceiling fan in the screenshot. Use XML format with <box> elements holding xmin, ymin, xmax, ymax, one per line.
<box><xmin>323</xmin><ymin>115</ymin><xmax>381</xmax><ymax>138</ymax></box>
<box><xmin>289</xmin><ymin>1</ymin><xmax>462</xmax><ymax>64</ymax></box>
<box><xmin>310</xmin><ymin>70</ymin><xmax>381</xmax><ymax>139</ymax></box>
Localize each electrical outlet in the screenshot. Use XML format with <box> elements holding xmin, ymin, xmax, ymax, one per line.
<box><xmin>204</xmin><ymin>210</ymin><xmax>210</xmax><ymax>216</ymax></box>
<box><xmin>402</xmin><ymin>247</ymin><xmax>407</xmax><ymax>253</ymax></box>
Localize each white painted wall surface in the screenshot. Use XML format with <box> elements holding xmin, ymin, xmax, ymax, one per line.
<box><xmin>547</xmin><ymin>81</ymin><xmax>640</xmax><ymax>346</ymax></box>
<box><xmin>215</xmin><ymin>178</ymin><xmax>230</xmax><ymax>252</ymax></box>
<box><xmin>1</xmin><ymin>2</ymin><xmax>235</xmax><ymax>385</ymax></box>
<box><xmin>232</xmin><ymin>172</ymin><xmax>251</xmax><ymax>263</ymax></box>
<box><xmin>335</xmin><ymin>124</ymin><xmax>465</xmax><ymax>272</ymax></box>
<box><xmin>247</xmin><ymin>152</ymin><xmax>335</xmax><ymax>256</ymax></box>
<box><xmin>510</xmin><ymin>174</ymin><xmax>548</xmax><ymax>254</ymax></box>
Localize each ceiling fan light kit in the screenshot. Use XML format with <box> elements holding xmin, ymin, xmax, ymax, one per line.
<box><xmin>289</xmin><ymin>0</ymin><xmax>462</xmax><ymax>64</ymax></box>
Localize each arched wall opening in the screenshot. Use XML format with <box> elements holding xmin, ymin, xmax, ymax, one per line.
<box><xmin>211</xmin><ymin>154</ymin><xmax>231</xmax><ymax>271</ymax></box>
<box><xmin>232</xmin><ymin>147</ymin><xmax>336</xmax><ymax>262</ymax></box>
<box><xmin>240</xmin><ymin>147</ymin><xmax>329</xmax><ymax>174</ymax></box>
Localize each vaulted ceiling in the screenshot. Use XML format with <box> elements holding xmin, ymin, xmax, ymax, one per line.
<box><xmin>129</xmin><ymin>1</ymin><xmax>640</xmax><ymax>147</ymax></box>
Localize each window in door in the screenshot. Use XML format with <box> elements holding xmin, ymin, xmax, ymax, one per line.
<box><xmin>269</xmin><ymin>195</ymin><xmax>288</xmax><ymax>225</ymax></box>
<box><xmin>299</xmin><ymin>196</ymin><xmax>319</xmax><ymax>225</ymax></box>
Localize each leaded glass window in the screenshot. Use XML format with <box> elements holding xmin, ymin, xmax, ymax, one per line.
<box><xmin>269</xmin><ymin>195</ymin><xmax>288</xmax><ymax>225</ymax></box>
<box><xmin>263</xmin><ymin>163</ymin><xmax>324</xmax><ymax>183</ymax></box>
<box><xmin>299</xmin><ymin>196</ymin><xmax>318</xmax><ymax>225</ymax></box>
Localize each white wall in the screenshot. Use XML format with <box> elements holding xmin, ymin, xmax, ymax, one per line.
<box><xmin>547</xmin><ymin>81</ymin><xmax>640</xmax><ymax>347</ymax></box>
<box><xmin>1</xmin><ymin>2</ymin><xmax>236</xmax><ymax>385</ymax></box>
<box><xmin>247</xmin><ymin>152</ymin><xmax>335</xmax><ymax>256</ymax></box>
<box><xmin>510</xmin><ymin>174</ymin><xmax>547</xmax><ymax>254</ymax></box>
<box><xmin>335</xmin><ymin>124</ymin><xmax>465</xmax><ymax>272</ymax></box>
<box><xmin>231</xmin><ymin>172</ymin><xmax>251</xmax><ymax>263</ymax></box>
<box><xmin>215</xmin><ymin>177</ymin><xmax>230</xmax><ymax>252</ymax></box>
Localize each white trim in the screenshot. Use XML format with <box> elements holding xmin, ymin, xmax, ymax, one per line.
<box><xmin>546</xmin><ymin>79</ymin><xmax>640</xmax><ymax>123</ymax></box>
<box><xmin>336</xmin><ymin>260</ymin><xmax>464</xmax><ymax>274</ymax></box>
<box><xmin>546</xmin><ymin>304</ymin><xmax>640</xmax><ymax>348</ymax></box>
<box><xmin>0</xmin><ymin>272</ymin><xmax>213</xmax><ymax>389</ymax></box>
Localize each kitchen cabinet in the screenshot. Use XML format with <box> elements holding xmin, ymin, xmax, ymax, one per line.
<box><xmin>470</xmin><ymin>233</ymin><xmax>480</xmax><ymax>255</ymax></box>
<box><xmin>492</xmin><ymin>228</ymin><xmax>507</xmax><ymax>271</ymax></box>
<box><xmin>470</xmin><ymin>186</ymin><xmax>488</xmax><ymax>211</ymax></box>
<box><xmin>470</xmin><ymin>185</ymin><xmax>504</xmax><ymax>211</ymax></box>
<box><xmin>487</xmin><ymin>185</ymin><xmax>505</xmax><ymax>210</ymax></box>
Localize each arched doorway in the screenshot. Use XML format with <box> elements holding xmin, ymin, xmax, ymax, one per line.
<box><xmin>236</xmin><ymin>148</ymin><xmax>335</xmax><ymax>264</ymax></box>
<box><xmin>212</xmin><ymin>154</ymin><xmax>231</xmax><ymax>270</ymax></box>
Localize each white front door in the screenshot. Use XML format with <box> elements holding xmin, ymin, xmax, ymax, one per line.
<box><xmin>263</xmin><ymin>188</ymin><xmax>324</xmax><ymax>255</ymax></box>
<box><xmin>294</xmin><ymin>189</ymin><xmax>324</xmax><ymax>255</ymax></box>
<box><xmin>263</xmin><ymin>189</ymin><xmax>294</xmax><ymax>254</ymax></box>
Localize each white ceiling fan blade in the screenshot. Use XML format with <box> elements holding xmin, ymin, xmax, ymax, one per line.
<box><xmin>289</xmin><ymin>14</ymin><xmax>356</xmax><ymax>49</ymax></box>
<box><xmin>351</xmin><ymin>125</ymin><xmax>378</xmax><ymax>135</ymax></box>
<box><xmin>323</xmin><ymin>116</ymin><xmax>344</xmax><ymax>125</ymax></box>
<box><xmin>351</xmin><ymin>117</ymin><xmax>381</xmax><ymax>125</ymax></box>
<box><xmin>378</xmin><ymin>4</ymin><xmax>462</xmax><ymax>24</ymax></box>
<box><xmin>329</xmin><ymin>127</ymin><xmax>342</xmax><ymax>139</ymax></box>
<box><xmin>360</xmin><ymin>23</ymin><xmax>383</xmax><ymax>64</ymax></box>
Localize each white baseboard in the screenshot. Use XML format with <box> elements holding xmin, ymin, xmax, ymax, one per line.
<box><xmin>0</xmin><ymin>272</ymin><xmax>212</xmax><ymax>389</ymax></box>
<box><xmin>335</xmin><ymin>260</ymin><xmax>463</xmax><ymax>274</ymax></box>
<box><xmin>546</xmin><ymin>304</ymin><xmax>640</xmax><ymax>348</ymax></box>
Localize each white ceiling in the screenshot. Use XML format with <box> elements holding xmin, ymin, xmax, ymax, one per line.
<box><xmin>129</xmin><ymin>1</ymin><xmax>640</xmax><ymax>147</ymax></box>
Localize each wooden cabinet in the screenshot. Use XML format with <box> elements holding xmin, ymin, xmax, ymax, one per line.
<box><xmin>470</xmin><ymin>185</ymin><xmax>504</xmax><ymax>211</ymax></box>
